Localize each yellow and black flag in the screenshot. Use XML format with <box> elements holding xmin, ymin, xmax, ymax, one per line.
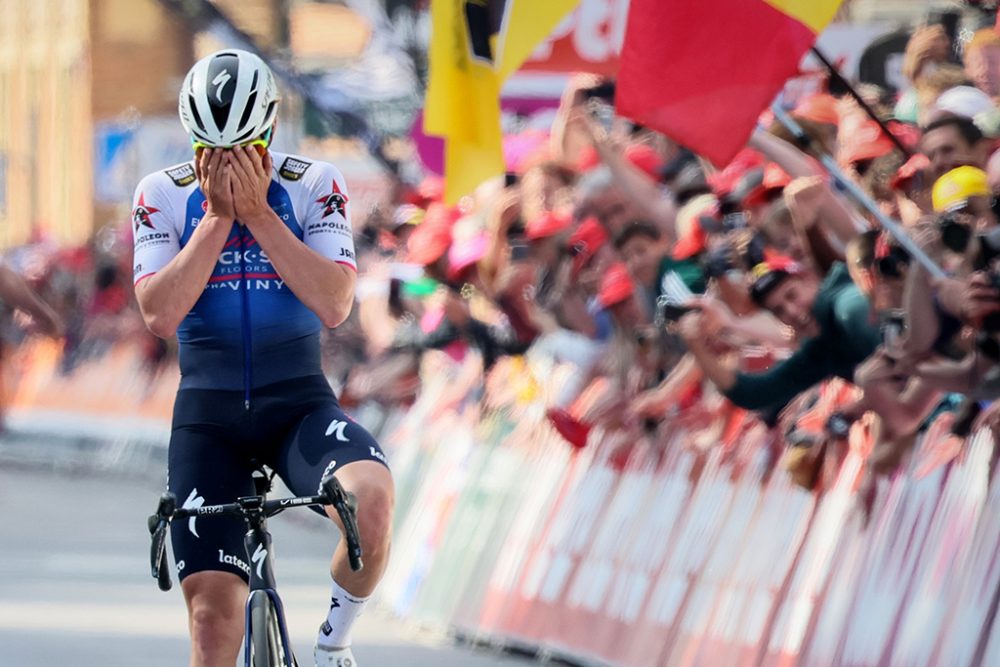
<box><xmin>424</xmin><ymin>0</ymin><xmax>580</xmax><ymax>203</ymax></box>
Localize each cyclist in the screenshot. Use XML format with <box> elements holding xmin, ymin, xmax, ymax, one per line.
<box><xmin>132</xmin><ymin>49</ymin><xmax>393</xmax><ymax>667</ymax></box>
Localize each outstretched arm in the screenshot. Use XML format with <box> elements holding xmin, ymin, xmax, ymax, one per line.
<box><xmin>0</xmin><ymin>264</ymin><xmax>62</xmax><ymax>337</ymax></box>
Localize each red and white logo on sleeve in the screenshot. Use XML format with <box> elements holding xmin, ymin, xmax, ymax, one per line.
<box><xmin>132</xmin><ymin>193</ymin><xmax>160</xmax><ymax>232</ymax></box>
<box><xmin>315</xmin><ymin>180</ymin><xmax>349</xmax><ymax>219</ymax></box>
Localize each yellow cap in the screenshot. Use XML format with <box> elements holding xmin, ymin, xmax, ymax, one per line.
<box><xmin>932</xmin><ymin>165</ymin><xmax>990</xmax><ymax>212</ymax></box>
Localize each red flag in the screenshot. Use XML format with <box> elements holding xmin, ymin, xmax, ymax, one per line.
<box><xmin>616</xmin><ymin>0</ymin><xmax>843</xmax><ymax>166</ymax></box>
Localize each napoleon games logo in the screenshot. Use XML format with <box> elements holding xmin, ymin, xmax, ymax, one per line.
<box><xmin>316</xmin><ymin>180</ymin><xmax>349</xmax><ymax>219</ymax></box>
<box><xmin>132</xmin><ymin>193</ymin><xmax>159</xmax><ymax>233</ymax></box>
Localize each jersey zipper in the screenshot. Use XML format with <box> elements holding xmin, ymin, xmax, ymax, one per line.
<box><xmin>239</xmin><ymin>225</ymin><xmax>253</xmax><ymax>410</ymax></box>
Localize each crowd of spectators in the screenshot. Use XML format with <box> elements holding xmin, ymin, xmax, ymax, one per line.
<box><xmin>0</xmin><ymin>224</ymin><xmax>170</xmax><ymax>390</ymax></box>
<box><xmin>332</xmin><ymin>21</ymin><xmax>1000</xmax><ymax>494</ymax></box>
<box><xmin>7</xmin><ymin>20</ymin><xmax>1000</xmax><ymax>496</ymax></box>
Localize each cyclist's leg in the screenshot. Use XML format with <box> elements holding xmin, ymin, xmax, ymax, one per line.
<box><xmin>169</xmin><ymin>391</ymin><xmax>256</xmax><ymax>667</ymax></box>
<box><xmin>181</xmin><ymin>572</ymin><xmax>246</xmax><ymax>667</ymax></box>
<box><xmin>274</xmin><ymin>397</ymin><xmax>394</xmax><ymax>591</ymax></box>
<box><xmin>273</xmin><ymin>399</ymin><xmax>393</xmax><ymax>654</ymax></box>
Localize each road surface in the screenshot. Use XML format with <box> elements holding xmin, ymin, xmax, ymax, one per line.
<box><xmin>0</xmin><ymin>465</ymin><xmax>534</xmax><ymax>667</ymax></box>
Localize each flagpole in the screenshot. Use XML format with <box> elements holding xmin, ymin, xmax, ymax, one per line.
<box><xmin>771</xmin><ymin>103</ymin><xmax>947</xmax><ymax>280</ymax></box>
<box><xmin>809</xmin><ymin>46</ymin><xmax>913</xmax><ymax>159</ymax></box>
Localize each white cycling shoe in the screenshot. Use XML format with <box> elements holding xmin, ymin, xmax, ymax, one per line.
<box><xmin>314</xmin><ymin>644</ymin><xmax>357</xmax><ymax>667</ymax></box>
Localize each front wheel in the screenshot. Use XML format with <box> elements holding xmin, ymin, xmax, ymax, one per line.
<box><xmin>248</xmin><ymin>591</ymin><xmax>290</xmax><ymax>667</ymax></box>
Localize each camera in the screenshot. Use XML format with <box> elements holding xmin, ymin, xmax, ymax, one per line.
<box><xmin>825</xmin><ymin>411</ymin><xmax>852</xmax><ymax>440</ymax></box>
<box><xmin>654</xmin><ymin>299</ymin><xmax>700</xmax><ymax>327</ymax></box>
<box><xmin>939</xmin><ymin>212</ymin><xmax>973</xmax><ymax>254</ymax></box>
<box><xmin>879</xmin><ymin>310</ymin><xmax>905</xmax><ymax>346</ymax></box>
<box><xmin>875</xmin><ymin>244</ymin><xmax>910</xmax><ymax>279</ymax></box>
<box><xmin>655</xmin><ymin>270</ymin><xmax>698</xmax><ymax>326</ymax></box>
<box><xmin>581</xmin><ymin>81</ymin><xmax>616</xmax><ymax>102</ymax></box>
<box><xmin>509</xmin><ymin>242</ymin><xmax>531</xmax><ymax>262</ymax></box>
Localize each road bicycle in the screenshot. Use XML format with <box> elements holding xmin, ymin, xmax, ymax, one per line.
<box><xmin>148</xmin><ymin>472</ymin><xmax>364</xmax><ymax>667</ymax></box>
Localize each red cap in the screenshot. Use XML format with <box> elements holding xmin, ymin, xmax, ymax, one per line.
<box><xmin>526</xmin><ymin>210</ymin><xmax>573</xmax><ymax>241</ymax></box>
<box><xmin>890</xmin><ymin>153</ymin><xmax>930</xmax><ymax>191</ymax></box>
<box><xmin>673</xmin><ymin>195</ymin><xmax>716</xmax><ymax>260</ymax></box>
<box><xmin>597</xmin><ymin>262</ymin><xmax>635</xmax><ymax>308</ymax></box>
<box><xmin>742</xmin><ymin>163</ymin><xmax>792</xmax><ymax>208</ymax></box>
<box><xmin>407</xmin><ymin>221</ymin><xmax>452</xmax><ymax>266</ymax></box>
<box><xmin>568</xmin><ymin>217</ymin><xmax>609</xmax><ymax>277</ymax></box>
<box><xmin>708</xmin><ymin>148</ymin><xmax>765</xmax><ymax>195</ymax></box>
<box><xmin>839</xmin><ymin>117</ymin><xmax>894</xmax><ymax>165</ymax></box>
<box><xmin>403</xmin><ymin>175</ymin><xmax>444</xmax><ymax>207</ymax></box>
<box><xmin>625</xmin><ymin>144</ymin><xmax>663</xmax><ymax>179</ymax></box>
<box><xmin>749</xmin><ymin>255</ymin><xmax>804</xmax><ymax>305</ymax></box>
<box><xmin>792</xmin><ymin>93</ymin><xmax>840</xmax><ymax>126</ymax></box>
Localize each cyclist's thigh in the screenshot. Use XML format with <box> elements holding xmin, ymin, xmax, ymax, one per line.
<box><xmin>274</xmin><ymin>401</ymin><xmax>389</xmax><ymax>499</ymax></box>
<box><xmin>169</xmin><ymin>422</ymin><xmax>256</xmax><ymax>583</ymax></box>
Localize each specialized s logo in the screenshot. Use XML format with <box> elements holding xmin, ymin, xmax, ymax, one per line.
<box><xmin>316</xmin><ymin>180</ymin><xmax>349</xmax><ymax>218</ymax></box>
<box><xmin>212</xmin><ymin>70</ymin><xmax>232</xmax><ymax>103</ymax></box>
<box><xmin>132</xmin><ymin>193</ymin><xmax>160</xmax><ymax>232</ymax></box>
<box><xmin>325</xmin><ymin>419</ymin><xmax>349</xmax><ymax>442</ymax></box>
<box><xmin>251</xmin><ymin>543</ymin><xmax>268</xmax><ymax>579</ymax></box>
<box><xmin>182</xmin><ymin>488</ymin><xmax>206</xmax><ymax>538</ymax></box>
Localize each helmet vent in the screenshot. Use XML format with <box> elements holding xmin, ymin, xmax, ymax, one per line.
<box><xmin>238</xmin><ymin>90</ymin><xmax>258</xmax><ymax>132</ymax></box>
<box><xmin>188</xmin><ymin>95</ymin><xmax>206</xmax><ymax>132</ymax></box>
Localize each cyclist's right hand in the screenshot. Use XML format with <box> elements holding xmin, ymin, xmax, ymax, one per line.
<box><xmin>195</xmin><ymin>148</ymin><xmax>236</xmax><ymax>222</ymax></box>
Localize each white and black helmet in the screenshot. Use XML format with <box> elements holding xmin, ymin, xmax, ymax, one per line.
<box><xmin>178</xmin><ymin>49</ymin><xmax>279</xmax><ymax>147</ymax></box>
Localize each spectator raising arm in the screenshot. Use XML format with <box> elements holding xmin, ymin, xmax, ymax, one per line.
<box><xmin>571</xmin><ymin>108</ymin><xmax>678</xmax><ymax>242</ymax></box>
<box><xmin>679</xmin><ymin>307</ymin><xmax>831</xmax><ymax>409</ymax></box>
<box><xmin>751</xmin><ymin>129</ymin><xmax>867</xmax><ymax>246</ymax></box>
<box><xmin>0</xmin><ymin>263</ymin><xmax>63</xmax><ymax>338</ymax></box>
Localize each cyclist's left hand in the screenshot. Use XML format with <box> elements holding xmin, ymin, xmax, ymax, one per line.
<box><xmin>229</xmin><ymin>145</ymin><xmax>274</xmax><ymax>224</ymax></box>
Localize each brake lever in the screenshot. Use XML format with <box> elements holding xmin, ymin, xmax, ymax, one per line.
<box><xmin>149</xmin><ymin>492</ymin><xmax>176</xmax><ymax>591</ymax></box>
<box><xmin>321</xmin><ymin>475</ymin><xmax>364</xmax><ymax>572</ymax></box>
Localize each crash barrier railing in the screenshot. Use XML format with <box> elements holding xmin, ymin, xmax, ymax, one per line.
<box><xmin>5</xmin><ymin>337</ymin><xmax>1000</xmax><ymax>666</ymax></box>
<box><xmin>377</xmin><ymin>352</ymin><xmax>1000</xmax><ymax>667</ymax></box>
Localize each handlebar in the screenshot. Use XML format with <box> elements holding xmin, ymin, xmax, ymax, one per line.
<box><xmin>148</xmin><ymin>474</ymin><xmax>364</xmax><ymax>591</ymax></box>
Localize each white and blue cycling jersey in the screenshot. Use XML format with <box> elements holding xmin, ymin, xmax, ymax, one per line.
<box><xmin>131</xmin><ymin>151</ymin><xmax>356</xmax><ymax>395</ymax></box>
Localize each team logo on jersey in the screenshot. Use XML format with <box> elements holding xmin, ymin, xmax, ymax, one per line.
<box><xmin>279</xmin><ymin>157</ymin><xmax>312</xmax><ymax>181</ymax></box>
<box><xmin>132</xmin><ymin>193</ymin><xmax>160</xmax><ymax>232</ymax></box>
<box><xmin>316</xmin><ymin>180</ymin><xmax>349</xmax><ymax>218</ymax></box>
<box><xmin>165</xmin><ymin>164</ymin><xmax>196</xmax><ymax>187</ymax></box>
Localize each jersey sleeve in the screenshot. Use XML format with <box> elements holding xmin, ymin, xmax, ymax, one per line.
<box><xmin>131</xmin><ymin>174</ymin><xmax>181</xmax><ymax>286</ymax></box>
<box><xmin>301</xmin><ymin>163</ymin><xmax>357</xmax><ymax>271</ymax></box>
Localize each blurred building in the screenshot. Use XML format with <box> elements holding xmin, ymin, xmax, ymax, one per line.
<box><xmin>0</xmin><ymin>0</ymin><xmax>190</xmax><ymax>247</ymax></box>
<box><xmin>0</xmin><ymin>0</ymin><xmax>284</xmax><ymax>249</ymax></box>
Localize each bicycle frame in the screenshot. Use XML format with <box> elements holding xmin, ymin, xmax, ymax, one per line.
<box><xmin>242</xmin><ymin>500</ymin><xmax>295</xmax><ymax>667</ymax></box>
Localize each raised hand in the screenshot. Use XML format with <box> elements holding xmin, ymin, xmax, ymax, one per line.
<box><xmin>194</xmin><ymin>148</ymin><xmax>236</xmax><ymax>222</ymax></box>
<box><xmin>229</xmin><ymin>145</ymin><xmax>274</xmax><ymax>224</ymax></box>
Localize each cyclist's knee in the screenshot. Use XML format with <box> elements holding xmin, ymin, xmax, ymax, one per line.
<box><xmin>334</xmin><ymin>462</ymin><xmax>394</xmax><ymax>557</ymax></box>
<box><xmin>183</xmin><ymin>572</ymin><xmax>246</xmax><ymax>657</ymax></box>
